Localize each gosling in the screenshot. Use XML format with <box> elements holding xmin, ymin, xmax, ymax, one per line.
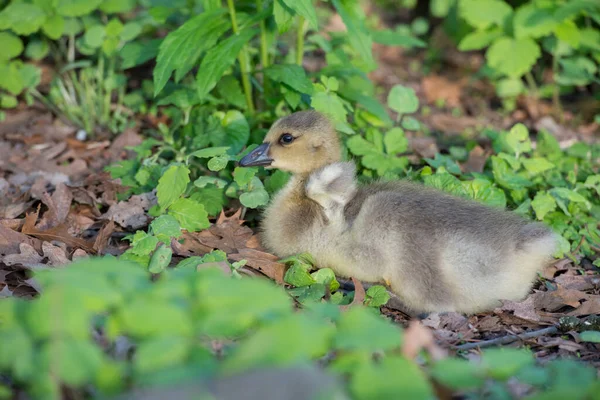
<box><xmin>239</xmin><ymin>110</ymin><xmax>558</xmax><ymax>314</ymax></box>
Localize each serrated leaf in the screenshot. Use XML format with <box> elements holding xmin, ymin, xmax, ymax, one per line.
<box><xmin>148</xmin><ymin>243</ymin><xmax>173</xmax><ymax>274</ymax></box>
<box><xmin>459</xmin><ymin>0</ymin><xmax>513</xmax><ymax>30</ymax></box>
<box><xmin>458</xmin><ymin>28</ymin><xmax>503</xmax><ymax>51</ymax></box>
<box><xmin>365</xmin><ymin>285</ymin><xmax>390</xmax><ymax>307</ymax></box>
<box><xmin>56</xmin><ymin>0</ymin><xmax>104</xmax><ymax>17</ymax></box>
<box><xmin>280</xmin><ymin>0</ymin><xmax>318</xmax><ymax>30</ymax></box>
<box><xmin>264</xmin><ymin>64</ymin><xmax>314</xmax><ymax>94</ymax></box>
<box><xmin>514</xmin><ymin>4</ymin><xmax>557</xmax><ymax>39</ymax></box>
<box><xmin>190</xmin><ymin>186</ymin><xmax>226</xmax><ymax>216</ymax></box>
<box><xmin>532</xmin><ymin>191</ymin><xmax>556</xmax><ymax>220</ymax></box>
<box><xmin>522</xmin><ymin>157</ymin><xmax>555</xmax><ymax>175</ymax></box>
<box><xmin>462</xmin><ymin>179</ymin><xmax>507</xmax><ymax>208</ymax></box>
<box><xmin>486</xmin><ymin>37</ymin><xmax>541</xmax><ymax>78</ymax></box>
<box><xmin>347</xmin><ymin>135</ymin><xmax>378</xmax><ymax>156</ymax></box>
<box><xmin>211</xmin><ymin>110</ymin><xmax>250</xmax><ymax>155</ymax></box>
<box><xmin>387</xmin><ymin>84</ymin><xmax>419</xmax><ymax>115</ymax></box>
<box><xmin>0</xmin><ymin>3</ymin><xmax>46</xmax><ymax>35</ymax></box>
<box><xmin>505</xmin><ymin>123</ymin><xmax>532</xmax><ymax>156</ymax></box>
<box><xmin>311</xmin><ymin>91</ymin><xmax>347</xmax><ymax>122</ymax></box>
<box><xmin>284</xmin><ymin>263</ymin><xmax>316</xmax><ymax>287</ymax></box>
<box><xmin>384</xmin><ymin>128</ymin><xmax>408</xmax><ymax>155</ymax></box>
<box><xmin>217</xmin><ymin>75</ymin><xmax>247</xmax><ymax>109</ymax></box>
<box><xmin>157</xmin><ymin>165</ymin><xmax>190</xmax><ymax>210</ymax></box>
<box><xmin>273</xmin><ymin>0</ymin><xmax>295</xmax><ymax>33</ymax></box>
<box><xmin>331</xmin><ymin>0</ymin><xmax>375</xmax><ymax>70</ymax></box>
<box><xmin>153</xmin><ymin>9</ymin><xmax>229</xmax><ymax>97</ymax></box>
<box><xmin>130</xmin><ymin>231</ymin><xmax>159</xmax><ymax>256</ymax></box>
<box><xmin>196</xmin><ymin>28</ymin><xmax>258</xmax><ymax>99</ymax></box>
<box><xmin>0</xmin><ymin>32</ymin><xmax>23</xmax><ymax>61</ymax></box>
<box><xmin>168</xmin><ymin>198</ymin><xmax>209</xmax><ymax>232</ymax></box>
<box><xmin>150</xmin><ymin>215</ymin><xmax>182</xmax><ymax>242</ymax></box>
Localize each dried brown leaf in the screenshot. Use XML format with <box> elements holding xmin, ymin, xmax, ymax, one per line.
<box><xmin>498</xmin><ymin>295</ymin><xmax>541</xmax><ymax>323</ymax></box>
<box><xmin>229</xmin><ymin>248</ymin><xmax>286</xmax><ymax>284</ymax></box>
<box><xmin>402</xmin><ymin>320</ymin><xmax>447</xmax><ymax>361</ymax></box>
<box><xmin>462</xmin><ymin>145</ymin><xmax>488</xmax><ymax>174</ymax></box>
<box><xmin>22</xmin><ymin>208</ymin><xmax>95</xmax><ymax>253</ymax></box>
<box><xmin>93</xmin><ymin>220</ymin><xmax>115</xmax><ymax>254</ymax></box>
<box><xmin>422</xmin><ymin>75</ymin><xmax>463</xmax><ymax>108</ymax></box>
<box><xmin>42</xmin><ymin>241</ymin><xmax>69</xmax><ymax>266</ymax></box>
<box><xmin>3</xmin><ymin>243</ymin><xmax>43</xmax><ymax>268</ymax></box>
<box><xmin>0</xmin><ymin>223</ymin><xmax>42</xmax><ymax>255</ymax></box>
<box><xmin>533</xmin><ymin>286</ymin><xmax>588</xmax><ymax>312</ymax></box>
<box><xmin>340</xmin><ymin>278</ymin><xmax>365</xmax><ymax>311</ymax></box>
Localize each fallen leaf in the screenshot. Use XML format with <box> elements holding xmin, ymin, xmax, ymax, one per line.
<box><xmin>171</xmin><ymin>233</ymin><xmax>213</xmax><ymax>257</ymax></box>
<box><xmin>462</xmin><ymin>145</ymin><xmax>488</xmax><ymax>174</ymax></box>
<box><xmin>101</xmin><ymin>195</ymin><xmax>152</xmax><ymax>229</ymax></box>
<box><xmin>0</xmin><ymin>223</ymin><xmax>42</xmax><ymax>255</ymax></box>
<box><xmin>401</xmin><ymin>320</ymin><xmax>447</xmax><ymax>361</ymax></box>
<box><xmin>39</xmin><ymin>183</ymin><xmax>73</xmax><ymax>228</ymax></box>
<box><xmin>567</xmin><ymin>297</ymin><xmax>600</xmax><ymax>317</ymax></box>
<box><xmin>409</xmin><ymin>137</ymin><xmax>439</xmax><ymax>159</ymax></box>
<box><xmin>3</xmin><ymin>243</ymin><xmax>44</xmax><ymax>268</ymax></box>
<box><xmin>42</xmin><ymin>241</ymin><xmax>69</xmax><ymax>266</ymax></box>
<box><xmin>422</xmin><ymin>75</ymin><xmax>463</xmax><ymax>108</ymax></box>
<box><xmin>498</xmin><ymin>296</ymin><xmax>541</xmax><ymax>323</ymax></box>
<box><xmin>340</xmin><ymin>278</ymin><xmax>366</xmax><ymax>311</ymax></box>
<box><xmin>229</xmin><ymin>248</ymin><xmax>286</xmax><ymax>284</ymax></box>
<box><xmin>72</xmin><ymin>249</ymin><xmax>89</xmax><ymax>261</ymax></box>
<box><xmin>554</xmin><ymin>274</ymin><xmax>595</xmax><ymax>292</ymax></box>
<box><xmin>0</xmin><ymin>199</ymin><xmax>33</xmax><ymax>219</ymax></box>
<box><xmin>533</xmin><ymin>286</ymin><xmax>588</xmax><ymax>312</ymax></box>
<box><xmin>196</xmin><ymin>209</ymin><xmax>254</xmax><ymax>253</ymax></box>
<box><xmin>93</xmin><ymin>220</ymin><xmax>115</xmax><ymax>254</ymax></box>
<box><xmin>22</xmin><ymin>208</ymin><xmax>95</xmax><ymax>253</ymax></box>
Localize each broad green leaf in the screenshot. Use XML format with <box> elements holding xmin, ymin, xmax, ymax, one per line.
<box><xmin>25</xmin><ymin>40</ymin><xmax>49</xmax><ymax>61</ymax></box>
<box><xmin>505</xmin><ymin>123</ymin><xmax>532</xmax><ymax>157</ymax></box>
<box><xmin>550</xmin><ymin>188</ymin><xmax>591</xmax><ymax>210</ymax></box>
<box><xmin>401</xmin><ymin>116</ymin><xmax>420</xmax><ymax>131</ymax></box>
<box><xmin>153</xmin><ymin>9</ymin><xmax>229</xmax><ymax>96</ymax></box>
<box><xmin>284</xmin><ymin>261</ymin><xmax>316</xmax><ymax>287</ymax></box>
<box><xmin>273</xmin><ymin>0</ymin><xmax>295</xmax><ymax>33</ymax></box>
<box><xmin>351</xmin><ymin>356</ymin><xmax>434</xmax><ymax>400</ymax></box>
<box><xmin>424</xmin><ymin>153</ymin><xmax>462</xmax><ymax>175</ymax></box>
<box><xmin>555</xmin><ymin>20</ymin><xmax>581</xmax><ymax>48</ymax></box>
<box><xmin>56</xmin><ymin>0</ymin><xmax>104</xmax><ymax>17</ymax></box>
<box><xmin>387</xmin><ymin>84</ymin><xmax>419</xmax><ymax>115</ymax></box>
<box><xmin>150</xmin><ymin>215</ymin><xmax>182</xmax><ymax>242</ymax></box>
<box><xmin>120</xmin><ymin>21</ymin><xmax>142</xmax><ymax>42</ymax></box>
<box><xmin>331</xmin><ymin>0</ymin><xmax>375</xmax><ymax>70</ymax></box>
<box><xmin>522</xmin><ymin>157</ymin><xmax>555</xmax><ymax>175</ymax></box>
<box><xmin>0</xmin><ymin>3</ymin><xmax>46</xmax><ymax>35</ymax></box>
<box><xmin>491</xmin><ymin>157</ymin><xmax>533</xmax><ymax>189</ymax></box>
<box><xmin>0</xmin><ymin>62</ymin><xmax>24</xmax><ymax>95</ymax></box>
<box><xmin>207</xmin><ymin>156</ymin><xmax>229</xmax><ymax>171</ymax></box>
<box><xmin>458</xmin><ymin>28</ymin><xmax>504</xmax><ymax>51</ymax></box>
<box><xmin>239</xmin><ymin>177</ymin><xmax>270</xmax><ymax>208</ymax></box>
<box><xmin>482</xmin><ymin>348</ymin><xmax>534</xmax><ymax>380</ymax></box>
<box><xmin>211</xmin><ymin>111</ymin><xmax>250</xmax><ymax>155</ymax></box>
<box><xmin>347</xmin><ymin>135</ymin><xmax>378</xmax><ymax>156</ymax></box>
<box><xmin>311</xmin><ymin>91</ymin><xmax>347</xmax><ymax>122</ymax></box>
<box><xmin>459</xmin><ymin>0</ymin><xmax>513</xmax><ymax>29</ymax></box>
<box><xmin>234</xmin><ymin>166</ymin><xmax>257</xmax><ymax>187</ymax></box>
<box><xmin>217</xmin><ymin>75</ymin><xmax>247</xmax><ymax>109</ymax></box>
<box><xmin>338</xmin><ymin>87</ymin><xmax>393</xmax><ymax>126</ymax></box>
<box><xmin>190</xmin><ymin>186</ymin><xmax>226</xmax><ymax>216</ymax></box>
<box><xmin>583</xmin><ymin>175</ymin><xmax>600</xmax><ymax>196</ymax></box>
<box><xmin>168</xmin><ymin>198</ymin><xmax>209</xmax><ymax>232</ymax></box>
<box><xmin>157</xmin><ymin>165</ymin><xmax>190</xmax><ymax>210</ymax></box>
<box><xmin>311</xmin><ymin>268</ymin><xmax>340</xmax><ymax>292</ymax></box>
<box><xmin>189</xmin><ymin>146</ymin><xmax>230</xmax><ymax>159</ymax></box>
<box><xmin>495</xmin><ymin>77</ymin><xmax>525</xmax><ymax>98</ymax></box>
<box><xmin>0</xmin><ymin>95</ymin><xmax>17</xmax><ymax>108</ymax></box>
<box><xmin>84</xmin><ymin>25</ymin><xmax>106</xmax><ymax>48</ymax></box>
<box><xmin>384</xmin><ymin>128</ymin><xmax>408</xmax><ymax>155</ymax></box>
<box><xmin>157</xmin><ymin>87</ymin><xmax>201</xmax><ymax>108</ymax></box>
<box><xmin>42</xmin><ymin>15</ymin><xmax>65</xmax><ymax>39</ymax></box>
<box><xmin>554</xmin><ymin>0</ymin><xmax>600</xmax><ymax>21</ymax></box>
<box><xmin>424</xmin><ymin>173</ymin><xmax>467</xmax><ymax>196</ymax></box>
<box><xmin>0</xmin><ymin>32</ymin><xmax>23</xmax><ymax>61</ymax></box>
<box><xmin>514</xmin><ymin>4</ymin><xmax>557</xmax><ymax>39</ymax></box>
<box><xmin>557</xmin><ymin>57</ymin><xmax>597</xmax><ymax>86</ymax></box>
<box><xmin>41</xmin><ymin>339</ymin><xmax>104</xmax><ymax>386</ymax></box>
<box><xmin>264</xmin><ymin>64</ymin><xmax>314</xmax><ymax>94</ymax></box>
<box><xmin>130</xmin><ymin>231</ymin><xmax>159</xmax><ymax>256</ymax></box>
<box><xmin>100</xmin><ymin>0</ymin><xmax>137</xmax><ymax>13</ymax></box>
<box><xmin>579</xmin><ymin>28</ymin><xmax>600</xmax><ymax>52</ymax></box>
<box><xmin>431</xmin><ymin>358</ymin><xmax>485</xmax><ymax>390</ymax></box>
<box><xmin>462</xmin><ymin>179</ymin><xmax>507</xmax><ymax>207</ymax></box>
<box><xmin>372</xmin><ymin>29</ymin><xmax>426</xmax><ymax>48</ymax></box>
<box><xmin>280</xmin><ymin>0</ymin><xmax>318</xmax><ymax>30</ymax></box>
<box><xmin>579</xmin><ymin>331</ymin><xmax>600</xmax><ymax>343</ymax></box>
<box><xmin>365</xmin><ymin>285</ymin><xmax>390</xmax><ymax>307</ymax></box>
<box><xmin>264</xmin><ymin>170</ymin><xmax>290</xmax><ymax>194</ymax></box>
<box><xmin>196</xmin><ymin>28</ymin><xmax>258</xmax><ymax>99</ymax></box>
<box><xmin>116</xmin><ymin>297</ymin><xmax>193</xmax><ymax>337</ymax></box>
<box><xmin>532</xmin><ymin>191</ymin><xmax>557</xmax><ymax>220</ymax></box>
<box><xmin>334</xmin><ymin>307</ymin><xmax>402</xmax><ymax>351</ymax></box>
<box><xmin>135</xmin><ymin>336</ymin><xmax>190</xmax><ymax>373</ymax></box>
<box><xmin>121</xmin><ymin>39</ymin><xmax>162</xmax><ymax>69</ymax></box>
<box><xmin>486</xmin><ymin>37</ymin><xmax>541</xmax><ymax>78</ymax></box>
<box><xmin>148</xmin><ymin>243</ymin><xmax>173</xmax><ymax>274</ymax></box>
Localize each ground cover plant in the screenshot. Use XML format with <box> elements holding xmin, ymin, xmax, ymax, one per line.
<box><xmin>0</xmin><ymin>0</ymin><xmax>599</xmax><ymax>399</ymax></box>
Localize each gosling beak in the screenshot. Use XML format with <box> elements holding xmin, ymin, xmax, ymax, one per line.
<box><xmin>239</xmin><ymin>143</ymin><xmax>273</xmax><ymax>167</ymax></box>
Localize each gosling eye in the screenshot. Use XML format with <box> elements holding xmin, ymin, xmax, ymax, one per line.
<box><xmin>279</xmin><ymin>133</ymin><xmax>295</xmax><ymax>145</ymax></box>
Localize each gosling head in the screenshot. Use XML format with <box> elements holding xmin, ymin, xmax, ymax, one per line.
<box><xmin>239</xmin><ymin>110</ymin><xmax>341</xmax><ymax>174</ymax></box>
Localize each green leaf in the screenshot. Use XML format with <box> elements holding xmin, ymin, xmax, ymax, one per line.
<box><xmin>365</xmin><ymin>285</ymin><xmax>390</xmax><ymax>307</ymax></box>
<box><xmin>239</xmin><ymin>177</ymin><xmax>269</xmax><ymax>208</ymax></box>
<box><xmin>150</xmin><ymin>215</ymin><xmax>182</xmax><ymax>243</ymax></box>
<box><xmin>347</xmin><ymin>135</ymin><xmax>378</xmax><ymax>156</ymax></box>
<box><xmin>284</xmin><ymin>262</ymin><xmax>316</xmax><ymax>287</ymax></box>
<box><xmin>42</xmin><ymin>14</ymin><xmax>65</xmax><ymax>39</ymax></box>
<box><xmin>130</xmin><ymin>231</ymin><xmax>159</xmax><ymax>256</ymax></box>
<box><xmin>505</xmin><ymin>123</ymin><xmax>532</xmax><ymax>156</ymax></box>
<box><xmin>116</xmin><ymin>297</ymin><xmax>193</xmax><ymax>337</ymax></box>
<box><xmin>56</xmin><ymin>0</ymin><xmax>104</xmax><ymax>17</ymax></box>
<box><xmin>387</xmin><ymin>84</ymin><xmax>419</xmax><ymax>115</ymax></box>
<box><xmin>154</xmin><ymin>9</ymin><xmax>229</xmax><ymax>96</ymax></box>
<box><xmin>25</xmin><ymin>40</ymin><xmax>49</xmax><ymax>61</ymax></box>
<box><xmin>121</xmin><ymin>21</ymin><xmax>142</xmax><ymax>42</ymax></box>
<box><xmin>100</xmin><ymin>0</ymin><xmax>137</xmax><ymax>13</ymax></box>
<box><xmin>280</xmin><ymin>0</ymin><xmax>318</xmax><ymax>30</ymax></box>
<box><xmin>190</xmin><ymin>186</ymin><xmax>225</xmax><ymax>216</ymax></box>
<box><xmin>189</xmin><ymin>146</ymin><xmax>230</xmax><ymax>159</ymax></box>
<box><xmin>84</xmin><ymin>25</ymin><xmax>106</xmax><ymax>48</ymax></box>
<box><xmin>583</xmin><ymin>175</ymin><xmax>600</xmax><ymax>196</ymax></box>
<box><xmin>207</xmin><ymin>155</ymin><xmax>229</xmax><ymax>172</ymax></box>
<box><xmin>234</xmin><ymin>167</ymin><xmax>257</xmax><ymax>187</ymax></box>
<box><xmin>217</xmin><ymin>74</ymin><xmax>247</xmax><ymax>109</ymax></box>
<box><xmin>0</xmin><ymin>62</ymin><xmax>24</xmax><ymax>95</ymax></box>
<box><xmin>196</xmin><ymin>28</ymin><xmax>258</xmax><ymax>99</ymax></box>
<box><xmin>462</xmin><ymin>179</ymin><xmax>507</xmax><ymax>208</ymax></box>
<box><xmin>41</xmin><ymin>339</ymin><xmax>103</xmax><ymax>386</ymax></box>
<box><xmin>384</xmin><ymin>128</ymin><xmax>408</xmax><ymax>155</ymax></box>
<box><xmin>482</xmin><ymin>348</ymin><xmax>534</xmax><ymax>380</ymax></box>
<box><xmin>0</xmin><ymin>94</ymin><xmax>17</xmax><ymax>108</ymax></box>
<box><xmin>0</xmin><ymin>3</ymin><xmax>46</xmax><ymax>35</ymax></box>
<box><xmin>351</xmin><ymin>356</ymin><xmax>434</xmax><ymax>400</ymax></box>
<box><xmin>212</xmin><ymin>110</ymin><xmax>250</xmax><ymax>155</ymax></box>
<box><xmin>579</xmin><ymin>331</ymin><xmax>600</xmax><ymax>343</ymax></box>
<box><xmin>264</xmin><ymin>64</ymin><xmax>314</xmax><ymax>94</ymax></box>
<box><xmin>157</xmin><ymin>165</ymin><xmax>190</xmax><ymax>211</ymax></box>
<box><xmin>486</xmin><ymin>37</ymin><xmax>541</xmax><ymax>78</ymax></box>
<box><xmin>121</xmin><ymin>39</ymin><xmax>162</xmax><ymax>70</ymax></box>
<box><xmin>431</xmin><ymin>358</ymin><xmax>485</xmax><ymax>390</ymax></box>
<box><xmin>401</xmin><ymin>116</ymin><xmax>420</xmax><ymax>131</ymax></box>
<box><xmin>514</xmin><ymin>4</ymin><xmax>557</xmax><ymax>39</ymax></box>
<box><xmin>372</xmin><ymin>29</ymin><xmax>426</xmax><ymax>48</ymax></box>
<box><xmin>311</xmin><ymin>268</ymin><xmax>340</xmax><ymax>292</ymax></box>
<box><xmin>532</xmin><ymin>191</ymin><xmax>557</xmax><ymax>220</ymax></box>
<box><xmin>311</xmin><ymin>91</ymin><xmax>347</xmax><ymax>122</ymax></box>
<box><xmin>458</xmin><ymin>28</ymin><xmax>504</xmax><ymax>51</ymax></box>
<box><xmin>148</xmin><ymin>243</ymin><xmax>173</xmax><ymax>274</ymax></box>
<box><xmin>550</xmin><ymin>188</ymin><xmax>591</xmax><ymax>210</ymax></box>
<box><xmin>459</xmin><ymin>0</ymin><xmax>513</xmax><ymax>30</ymax></box>
<box><xmin>0</xmin><ymin>32</ymin><xmax>23</xmax><ymax>61</ymax></box>
<box><xmin>135</xmin><ymin>336</ymin><xmax>190</xmax><ymax>373</ymax></box>
<box><xmin>273</xmin><ymin>0</ymin><xmax>295</xmax><ymax>33</ymax></box>
<box><xmin>168</xmin><ymin>198</ymin><xmax>209</xmax><ymax>232</ymax></box>
<box><xmin>495</xmin><ymin>77</ymin><xmax>525</xmax><ymax>98</ymax></box>
<box><xmin>335</xmin><ymin>307</ymin><xmax>402</xmax><ymax>351</ymax></box>
<box><xmin>331</xmin><ymin>0</ymin><xmax>375</xmax><ymax>70</ymax></box>
<box><xmin>522</xmin><ymin>157</ymin><xmax>555</xmax><ymax>175</ymax></box>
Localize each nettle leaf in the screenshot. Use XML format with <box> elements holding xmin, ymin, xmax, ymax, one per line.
<box><xmin>157</xmin><ymin>165</ymin><xmax>190</xmax><ymax>210</ymax></box>
<box><xmin>462</xmin><ymin>179</ymin><xmax>507</xmax><ymax>208</ymax></box>
<box><xmin>384</xmin><ymin>128</ymin><xmax>408</xmax><ymax>155</ymax></box>
<box><xmin>514</xmin><ymin>4</ymin><xmax>557</xmax><ymax>39</ymax></box>
<box><xmin>532</xmin><ymin>191</ymin><xmax>557</xmax><ymax>221</ymax></box>
<box><xmin>264</xmin><ymin>64</ymin><xmax>314</xmax><ymax>94</ymax></box>
<box><xmin>168</xmin><ymin>198</ymin><xmax>209</xmax><ymax>232</ymax></box>
<box><xmin>196</xmin><ymin>28</ymin><xmax>258</xmax><ymax>99</ymax></box>
<box><xmin>217</xmin><ymin>74</ymin><xmax>247</xmax><ymax>109</ymax></box>
<box><xmin>280</xmin><ymin>0</ymin><xmax>318</xmax><ymax>30</ymax></box>
<box><xmin>0</xmin><ymin>3</ymin><xmax>46</xmax><ymax>35</ymax></box>
<box><xmin>504</xmin><ymin>123</ymin><xmax>532</xmax><ymax>157</ymax></box>
<box><xmin>365</xmin><ymin>285</ymin><xmax>390</xmax><ymax>307</ymax></box>
<box><xmin>0</xmin><ymin>32</ymin><xmax>23</xmax><ymax>61</ymax></box>
<box><xmin>130</xmin><ymin>231</ymin><xmax>159</xmax><ymax>256</ymax></box>
<box><xmin>347</xmin><ymin>135</ymin><xmax>378</xmax><ymax>156</ymax></box>
<box><xmin>239</xmin><ymin>177</ymin><xmax>270</xmax><ymax>208</ymax></box>
<box><xmin>459</xmin><ymin>0</ymin><xmax>513</xmax><ymax>30</ymax></box>
<box><xmin>150</xmin><ymin>215</ymin><xmax>182</xmax><ymax>242</ymax></box>
<box><xmin>387</xmin><ymin>84</ymin><xmax>419</xmax><ymax>115</ymax></box>
<box><xmin>458</xmin><ymin>28</ymin><xmax>503</xmax><ymax>51</ymax></box>
<box><xmin>154</xmin><ymin>9</ymin><xmax>229</xmax><ymax>96</ymax></box>
<box><xmin>311</xmin><ymin>91</ymin><xmax>348</xmax><ymax>122</ymax></box>
<box><xmin>486</xmin><ymin>37</ymin><xmax>541</xmax><ymax>78</ymax></box>
<box><xmin>212</xmin><ymin>110</ymin><xmax>250</xmax><ymax>154</ymax></box>
<box><xmin>273</xmin><ymin>0</ymin><xmax>295</xmax><ymax>33</ymax></box>
<box><xmin>331</xmin><ymin>0</ymin><xmax>375</xmax><ymax>70</ymax></box>
<box><xmin>56</xmin><ymin>0</ymin><xmax>104</xmax><ymax>17</ymax></box>
<box><xmin>148</xmin><ymin>243</ymin><xmax>173</xmax><ymax>274</ymax></box>
<box><xmin>522</xmin><ymin>157</ymin><xmax>555</xmax><ymax>175</ymax></box>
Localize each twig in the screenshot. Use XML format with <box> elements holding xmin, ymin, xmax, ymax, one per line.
<box><xmin>453</xmin><ymin>326</ymin><xmax>558</xmax><ymax>351</ymax></box>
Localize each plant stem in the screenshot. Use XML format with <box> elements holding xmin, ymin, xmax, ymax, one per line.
<box><xmin>552</xmin><ymin>53</ymin><xmax>563</xmax><ymax>122</ymax></box>
<box><xmin>524</xmin><ymin>71</ymin><xmax>538</xmax><ymax>97</ymax></box>
<box><xmin>296</xmin><ymin>16</ymin><xmax>306</xmax><ymax>66</ymax></box>
<box><xmin>227</xmin><ymin>0</ymin><xmax>255</xmax><ymax>113</ymax></box>
<box><xmin>257</xmin><ymin>0</ymin><xmax>269</xmax><ymax>69</ymax></box>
